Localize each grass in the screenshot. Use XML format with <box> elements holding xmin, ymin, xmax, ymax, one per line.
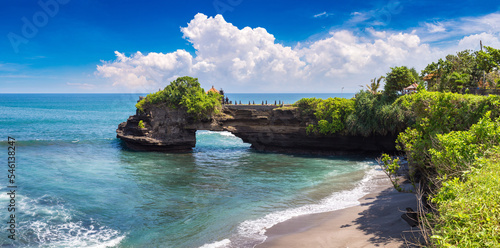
<box><xmin>430</xmin><ymin>151</ymin><xmax>500</xmax><ymax>247</ymax></box>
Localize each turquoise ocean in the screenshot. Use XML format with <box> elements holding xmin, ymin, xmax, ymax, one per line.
<box><xmin>0</xmin><ymin>93</ymin><xmax>385</xmax><ymax>248</ymax></box>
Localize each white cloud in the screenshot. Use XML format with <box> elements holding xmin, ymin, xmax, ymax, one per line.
<box><xmin>456</xmin><ymin>32</ymin><xmax>500</xmax><ymax>51</ymax></box>
<box><xmin>346</xmin><ymin>1</ymin><xmax>403</xmax><ymax>27</ymax></box>
<box><xmin>313</xmin><ymin>12</ymin><xmax>332</xmax><ymax>18</ymax></box>
<box><xmin>459</xmin><ymin>13</ymin><xmax>500</xmax><ymax>34</ymax></box>
<box><xmin>418</xmin><ymin>12</ymin><xmax>500</xmax><ymax>44</ymax></box>
<box><xmin>98</xmin><ymin>14</ymin><xmax>307</xmax><ymax>92</ymax></box>
<box><xmin>426</xmin><ymin>22</ymin><xmax>446</xmax><ymax>33</ymax></box>
<box><xmin>298</xmin><ymin>30</ymin><xmax>433</xmax><ymax>88</ymax></box>
<box><xmin>97</xmin><ymin>12</ymin><xmax>500</xmax><ymax>93</ymax></box>
<box><xmin>314</xmin><ymin>11</ymin><xmax>326</xmax><ymax>18</ymax></box>
<box><xmin>348</xmin><ymin>11</ymin><xmax>371</xmax><ymax>24</ymax></box>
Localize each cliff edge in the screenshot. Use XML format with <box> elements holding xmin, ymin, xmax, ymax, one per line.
<box><xmin>117</xmin><ymin>104</ymin><xmax>397</xmax><ymax>154</ymax></box>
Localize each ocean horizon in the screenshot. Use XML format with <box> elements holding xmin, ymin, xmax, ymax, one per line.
<box><xmin>0</xmin><ymin>93</ymin><xmax>382</xmax><ymax>248</ymax></box>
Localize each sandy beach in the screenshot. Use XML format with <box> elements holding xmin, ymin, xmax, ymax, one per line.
<box><xmin>257</xmin><ymin>175</ymin><xmax>420</xmax><ymax>248</ymax></box>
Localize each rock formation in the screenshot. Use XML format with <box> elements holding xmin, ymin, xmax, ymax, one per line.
<box><xmin>117</xmin><ymin>103</ymin><xmax>398</xmax><ymax>154</ymax></box>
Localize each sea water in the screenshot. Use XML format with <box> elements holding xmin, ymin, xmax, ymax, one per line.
<box><xmin>0</xmin><ymin>93</ymin><xmax>384</xmax><ymax>248</ymax></box>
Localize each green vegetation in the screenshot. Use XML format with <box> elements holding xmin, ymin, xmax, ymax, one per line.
<box><xmin>384</xmin><ymin>66</ymin><xmax>416</xmax><ymax>98</ymax></box>
<box><xmin>427</xmin><ymin>114</ymin><xmax>500</xmax><ymax>247</ymax></box>
<box><xmin>379</xmin><ymin>154</ymin><xmax>402</xmax><ymax>192</ymax></box>
<box><xmin>136</xmin><ymin>76</ymin><xmax>222</xmax><ymax>120</ymax></box>
<box><xmin>366</xmin><ymin>76</ymin><xmax>384</xmax><ymax>95</ymax></box>
<box><xmin>293</xmin><ymin>45</ymin><xmax>500</xmax><ymax>247</ymax></box>
<box><xmin>396</xmin><ymin>92</ymin><xmax>500</xmax><ymax>175</ymax></box>
<box><xmin>422</xmin><ymin>47</ymin><xmax>500</xmax><ymax>92</ymax></box>
<box><xmin>295</xmin><ymin>91</ymin><xmax>408</xmax><ymax>137</ymax></box>
<box><xmin>138</xmin><ymin>120</ymin><xmax>145</xmax><ymax>129</ymax></box>
<box><xmin>345</xmin><ymin>90</ymin><xmax>407</xmax><ymax>136</ymax></box>
<box><xmin>295</xmin><ymin>97</ymin><xmax>354</xmax><ymax>135</ymax></box>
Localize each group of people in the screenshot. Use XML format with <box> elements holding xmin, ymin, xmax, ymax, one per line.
<box><xmin>218</xmin><ymin>88</ymin><xmax>284</xmax><ymax>105</ymax></box>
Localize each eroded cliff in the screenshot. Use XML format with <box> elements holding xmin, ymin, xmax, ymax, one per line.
<box><xmin>117</xmin><ymin>103</ymin><xmax>397</xmax><ymax>154</ymax></box>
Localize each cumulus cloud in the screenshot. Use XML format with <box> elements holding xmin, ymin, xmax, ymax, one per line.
<box><xmin>456</xmin><ymin>32</ymin><xmax>500</xmax><ymax>51</ymax></box>
<box><xmin>96</xmin><ymin>12</ymin><xmax>499</xmax><ymax>93</ymax></box>
<box><xmin>97</xmin><ymin>13</ymin><xmax>436</xmax><ymax>92</ymax></box>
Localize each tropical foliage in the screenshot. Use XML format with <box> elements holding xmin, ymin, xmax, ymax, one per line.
<box><xmin>427</xmin><ymin>114</ymin><xmax>500</xmax><ymax>247</ymax></box>
<box><xmin>383</xmin><ymin>66</ymin><xmax>416</xmax><ymax>97</ymax></box>
<box><xmin>345</xmin><ymin>90</ymin><xmax>408</xmax><ymax>136</ymax></box>
<box><xmin>395</xmin><ymin>91</ymin><xmax>500</xmax><ymax>174</ymax></box>
<box><xmin>136</xmin><ymin>76</ymin><xmax>222</xmax><ymax>120</ymax></box>
<box><xmin>295</xmin><ymin>91</ymin><xmax>410</xmax><ymax>137</ymax></box>
<box><xmin>295</xmin><ymin>97</ymin><xmax>354</xmax><ymax>135</ymax></box>
<box><xmin>366</xmin><ymin>76</ymin><xmax>384</xmax><ymax>95</ymax></box>
<box><xmin>293</xmin><ymin>46</ymin><xmax>500</xmax><ymax>247</ymax></box>
<box><xmin>421</xmin><ymin>47</ymin><xmax>500</xmax><ymax>92</ymax></box>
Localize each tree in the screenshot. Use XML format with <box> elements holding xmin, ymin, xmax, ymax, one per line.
<box><xmin>410</xmin><ymin>67</ymin><xmax>422</xmax><ymax>84</ymax></box>
<box><xmin>421</xmin><ymin>49</ymin><xmax>482</xmax><ymax>91</ymax></box>
<box><xmin>135</xmin><ymin>76</ymin><xmax>222</xmax><ymax>119</ymax></box>
<box><xmin>384</xmin><ymin>66</ymin><xmax>416</xmax><ymax>97</ymax></box>
<box><xmin>445</xmin><ymin>72</ymin><xmax>469</xmax><ymax>93</ymax></box>
<box><xmin>366</xmin><ymin>76</ymin><xmax>384</xmax><ymax>95</ymax></box>
<box><xmin>476</xmin><ymin>46</ymin><xmax>500</xmax><ymax>73</ymax></box>
<box><xmin>422</xmin><ymin>62</ymin><xmax>439</xmax><ymax>90</ymax></box>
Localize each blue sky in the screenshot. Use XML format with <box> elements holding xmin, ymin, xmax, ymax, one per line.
<box><xmin>1</xmin><ymin>0</ymin><xmax>500</xmax><ymax>93</ymax></box>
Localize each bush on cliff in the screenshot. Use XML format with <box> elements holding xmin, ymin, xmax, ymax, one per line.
<box><xmin>295</xmin><ymin>97</ymin><xmax>354</xmax><ymax>135</ymax></box>
<box><xmin>136</xmin><ymin>76</ymin><xmax>222</xmax><ymax>120</ymax></box>
<box><xmin>138</xmin><ymin>120</ymin><xmax>145</xmax><ymax>129</ymax></box>
<box><xmin>295</xmin><ymin>91</ymin><xmax>409</xmax><ymax>137</ymax></box>
<box><xmin>395</xmin><ymin>91</ymin><xmax>500</xmax><ymax>178</ymax></box>
<box><xmin>345</xmin><ymin>90</ymin><xmax>408</xmax><ymax>137</ymax></box>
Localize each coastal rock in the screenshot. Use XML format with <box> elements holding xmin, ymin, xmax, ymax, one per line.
<box><xmin>117</xmin><ymin>104</ymin><xmax>398</xmax><ymax>154</ymax></box>
<box><xmin>117</xmin><ymin>104</ymin><xmax>197</xmax><ymax>152</ymax></box>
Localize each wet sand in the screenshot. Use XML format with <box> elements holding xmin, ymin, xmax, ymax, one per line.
<box><xmin>257</xmin><ymin>177</ymin><xmax>421</xmax><ymax>248</ymax></box>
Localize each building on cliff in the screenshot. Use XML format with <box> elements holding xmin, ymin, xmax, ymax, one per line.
<box><xmin>206</xmin><ymin>86</ymin><xmax>220</xmax><ymax>94</ymax></box>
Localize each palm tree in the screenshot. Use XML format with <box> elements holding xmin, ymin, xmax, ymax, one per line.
<box><xmin>366</xmin><ymin>76</ymin><xmax>384</xmax><ymax>94</ymax></box>
<box><xmin>446</xmin><ymin>72</ymin><xmax>469</xmax><ymax>93</ymax></box>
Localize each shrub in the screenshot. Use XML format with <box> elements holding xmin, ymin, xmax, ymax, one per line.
<box><xmin>427</xmin><ymin>114</ymin><xmax>500</xmax><ymax>247</ymax></box>
<box><xmin>135</xmin><ymin>76</ymin><xmax>222</xmax><ymax>120</ymax></box>
<box><xmin>395</xmin><ymin>91</ymin><xmax>500</xmax><ymax>172</ymax></box>
<box><xmin>295</xmin><ymin>91</ymin><xmax>411</xmax><ymax>137</ymax></box>
<box><xmin>294</xmin><ymin>98</ymin><xmax>322</xmax><ymax>116</ymax></box>
<box><xmin>138</xmin><ymin>120</ymin><xmax>145</xmax><ymax>129</ymax></box>
<box><xmin>429</xmin><ymin>152</ymin><xmax>500</xmax><ymax>247</ymax></box>
<box><xmin>430</xmin><ymin>156</ymin><xmax>500</xmax><ymax>247</ymax></box>
<box><xmin>295</xmin><ymin>97</ymin><xmax>354</xmax><ymax>135</ymax></box>
<box><xmin>378</xmin><ymin>154</ymin><xmax>403</xmax><ymax>192</ymax></box>
<box><xmin>429</xmin><ymin>112</ymin><xmax>500</xmax><ymax>178</ymax></box>
<box><xmin>345</xmin><ymin>90</ymin><xmax>408</xmax><ymax>136</ymax></box>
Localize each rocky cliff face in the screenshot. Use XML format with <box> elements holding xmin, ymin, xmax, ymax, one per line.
<box><xmin>117</xmin><ymin>103</ymin><xmax>197</xmax><ymax>152</ymax></box>
<box><xmin>117</xmin><ymin>104</ymin><xmax>397</xmax><ymax>154</ymax></box>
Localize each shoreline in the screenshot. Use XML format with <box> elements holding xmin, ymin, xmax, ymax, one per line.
<box><xmin>256</xmin><ymin>174</ymin><xmax>420</xmax><ymax>248</ymax></box>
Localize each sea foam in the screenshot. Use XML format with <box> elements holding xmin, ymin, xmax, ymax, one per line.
<box><xmin>15</xmin><ymin>195</ymin><xmax>124</xmax><ymax>248</ymax></box>
<box><xmin>199</xmin><ymin>163</ymin><xmax>385</xmax><ymax>248</ymax></box>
